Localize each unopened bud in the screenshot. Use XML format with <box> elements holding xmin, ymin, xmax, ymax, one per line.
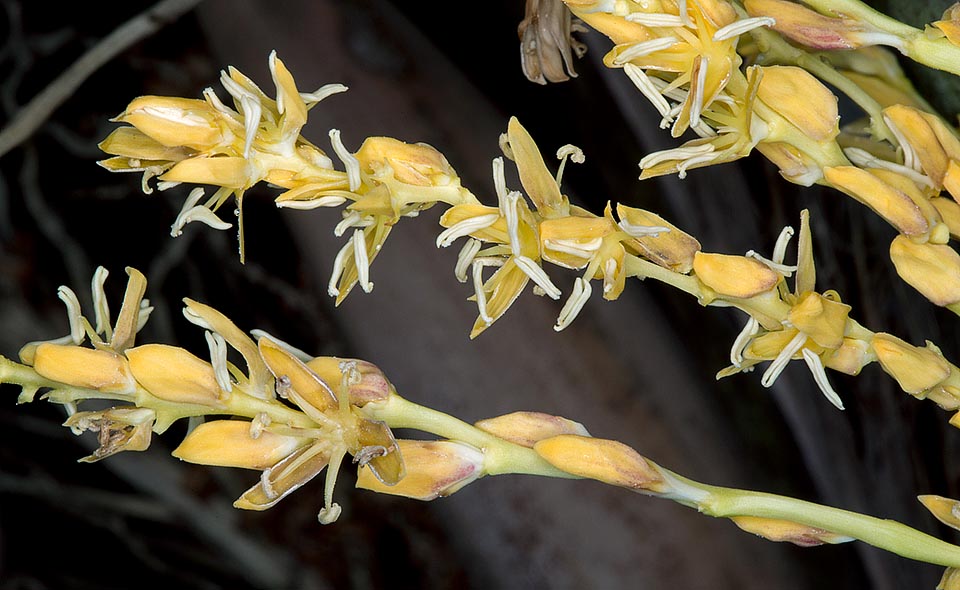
<box><xmin>533</xmin><ymin>435</ymin><xmax>666</xmax><ymax>492</ymax></box>
<box><xmin>757</xmin><ymin>66</ymin><xmax>839</xmax><ymax>142</ymax></box>
<box><xmin>787</xmin><ymin>292</ymin><xmax>851</xmax><ymax>349</ymax></box>
<box><xmin>475</xmin><ymin>411</ymin><xmax>590</xmax><ymax>448</ymax></box>
<box><xmin>825</xmin><ymin>167</ymin><xmax>933</xmax><ymax>238</ymax></box>
<box><xmin>745</xmin><ymin>0</ymin><xmax>869</xmax><ymax>50</ymax></box>
<box><xmin>126</xmin><ymin>344</ymin><xmax>224</xmax><ymax>406</ymax></box>
<box><xmin>693</xmin><ymin>252</ymin><xmax>781</xmax><ymax>299</ymax></box>
<box><xmin>356</xmin><ymin>440</ymin><xmax>484</xmax><ymax>501</ymax></box>
<box><xmin>731</xmin><ymin>515</ymin><xmax>853</xmax><ymax>546</ymax></box>
<box><xmin>889</xmin><ymin>235</ymin><xmax>960</xmax><ymax>307</ymax></box>
<box><xmin>33</xmin><ymin>343</ymin><xmax>136</xmax><ymax>395</ymax></box>
<box><xmin>617</xmin><ymin>204</ymin><xmax>700</xmax><ymax>273</ymax></box>
<box><xmin>172</xmin><ymin>420</ymin><xmax>310</xmax><ymax>470</ymax></box>
<box><xmin>355</xmin><ymin>137</ymin><xmax>456</xmax><ymax>188</ymax></box>
<box><xmin>160</xmin><ymin>156</ymin><xmax>252</xmax><ymax>189</ymax></box>
<box><xmin>114</xmin><ymin>96</ymin><xmax>225</xmax><ymax>150</ymax></box>
<box><xmin>871</xmin><ymin>333</ymin><xmax>951</xmax><ymax>396</ymax></box>
<box><xmin>306</xmin><ymin>356</ymin><xmax>392</xmax><ymax>406</ymax></box>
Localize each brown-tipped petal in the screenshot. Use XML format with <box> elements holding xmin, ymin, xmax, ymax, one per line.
<box><xmin>356</xmin><ymin>136</ymin><xmax>457</xmax><ymax>187</ymax></box>
<box><xmin>871</xmin><ymin>333</ymin><xmax>951</xmax><ymax>396</ymax></box>
<box><xmin>731</xmin><ymin>516</ymin><xmax>853</xmax><ymax>547</ymax></box>
<box><xmin>234</xmin><ymin>442</ymin><xmax>332</xmax><ymax>511</ymax></box>
<box><xmin>33</xmin><ymin>344</ymin><xmax>135</xmax><ymax>394</ymax></box>
<box><xmin>306</xmin><ymin>356</ymin><xmax>392</xmax><ymax>406</ymax></box>
<box><xmin>745</xmin><ymin>0</ymin><xmax>863</xmax><ymax>49</ymax></box>
<box><xmin>757</xmin><ymin>66</ymin><xmax>839</xmax><ymax>141</ymax></box>
<box><xmin>787</xmin><ymin>292</ymin><xmax>851</xmax><ymax>349</ymax></box>
<box><xmin>354</xmin><ymin>418</ymin><xmax>405</xmax><ymax>485</ymax></box>
<box><xmin>160</xmin><ymin>157</ymin><xmax>253</xmax><ymax>189</ymax></box>
<box><xmin>507</xmin><ymin>117</ymin><xmax>566</xmax><ymax>217</ymax></box>
<box><xmin>111</xmin><ymin>267</ymin><xmax>148</xmax><ymax>353</ymax></box>
<box><xmin>116</xmin><ymin>96</ymin><xmax>225</xmax><ymax>150</ymax></box>
<box><xmin>475</xmin><ymin>411</ymin><xmax>590</xmax><ymax>448</ymax></box>
<box><xmin>533</xmin><ymin>435</ymin><xmax>665</xmax><ymax>492</ymax></box>
<box><xmin>919</xmin><ymin>495</ymin><xmax>960</xmax><ymax>533</ymax></box>
<box><xmin>64</xmin><ymin>407</ymin><xmax>156</xmax><ymax>463</ymax></box>
<box><xmin>126</xmin><ymin>344</ymin><xmax>224</xmax><ymax>406</ymax></box>
<box><xmin>173</xmin><ymin>420</ymin><xmax>310</xmax><ymax>470</ymax></box>
<box><xmin>184</xmin><ymin>299</ymin><xmax>272</xmax><ymax>395</ymax></box>
<box><xmin>692</xmin><ymin>252</ymin><xmax>781</xmax><ymax>299</ymax></box>
<box><xmin>825</xmin><ymin>167</ymin><xmax>930</xmax><ymax>237</ymax></box>
<box><xmin>889</xmin><ymin>236</ymin><xmax>960</xmax><ymax>306</ymax></box>
<box><xmin>823</xmin><ymin>338</ymin><xmax>873</xmax><ymax>376</ymax></box>
<box><xmin>617</xmin><ymin>204</ymin><xmax>701</xmax><ymax>273</ymax></box>
<box><xmin>258</xmin><ymin>337</ymin><xmax>337</xmax><ymax>414</ymax></box>
<box><xmin>356</xmin><ymin>440</ymin><xmax>483</xmax><ymax>501</ymax></box>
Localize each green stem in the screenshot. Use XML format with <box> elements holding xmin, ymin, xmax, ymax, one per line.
<box><xmin>359</xmin><ymin>394</ymin><xmax>577</xmax><ymax>479</ymax></box>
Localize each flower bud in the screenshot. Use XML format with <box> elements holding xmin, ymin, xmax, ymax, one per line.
<box><xmin>305</xmin><ymin>356</ymin><xmax>392</xmax><ymax>406</ymax></box>
<box><xmin>356</xmin><ymin>137</ymin><xmax>456</xmax><ymax>188</ymax></box>
<box><xmin>356</xmin><ymin>440</ymin><xmax>484</xmax><ymax>501</ymax></box>
<box><xmin>757</xmin><ymin>66</ymin><xmax>839</xmax><ymax>142</ymax></box>
<box><xmin>871</xmin><ymin>333</ymin><xmax>951</xmax><ymax>396</ymax></box>
<box><xmin>33</xmin><ymin>343</ymin><xmax>136</xmax><ymax>394</ymax></box>
<box><xmin>114</xmin><ymin>96</ymin><xmax>225</xmax><ymax>150</ymax></box>
<box><xmin>889</xmin><ymin>235</ymin><xmax>960</xmax><ymax>307</ymax></box>
<box><xmin>617</xmin><ymin>204</ymin><xmax>701</xmax><ymax>273</ymax></box>
<box><xmin>787</xmin><ymin>292</ymin><xmax>851</xmax><ymax>349</ymax></box>
<box><xmin>533</xmin><ymin>435</ymin><xmax>666</xmax><ymax>492</ymax></box>
<box><xmin>825</xmin><ymin>167</ymin><xmax>932</xmax><ymax>238</ymax></box>
<box><xmin>160</xmin><ymin>156</ymin><xmax>252</xmax><ymax>189</ymax></box>
<box><xmin>172</xmin><ymin>420</ymin><xmax>310</xmax><ymax>470</ymax></box>
<box><xmin>745</xmin><ymin>0</ymin><xmax>866</xmax><ymax>50</ymax></box>
<box><xmin>63</xmin><ymin>407</ymin><xmax>155</xmax><ymax>462</ymax></box>
<box><xmin>918</xmin><ymin>494</ymin><xmax>960</xmax><ymax>532</ymax></box>
<box><xmin>126</xmin><ymin>344</ymin><xmax>224</xmax><ymax>406</ymax></box>
<box><xmin>731</xmin><ymin>516</ymin><xmax>853</xmax><ymax>546</ymax></box>
<box><xmin>475</xmin><ymin>411</ymin><xmax>590</xmax><ymax>448</ymax></box>
<box><xmin>693</xmin><ymin>252</ymin><xmax>781</xmax><ymax>299</ymax></box>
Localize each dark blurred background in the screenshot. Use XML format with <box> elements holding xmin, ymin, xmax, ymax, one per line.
<box><xmin>0</xmin><ymin>0</ymin><xmax>958</xmax><ymax>588</ymax></box>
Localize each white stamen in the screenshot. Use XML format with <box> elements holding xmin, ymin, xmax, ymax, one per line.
<box><xmin>498</xmin><ymin>134</ymin><xmax>514</xmax><ymax>160</ymax></box>
<box><xmin>205</xmin><ymin>331</ymin><xmax>233</xmax><ymax>395</ymax></box>
<box><xmin>492</xmin><ymin>157</ymin><xmax>508</xmax><ymax>200</ymax></box>
<box><xmin>502</xmin><ymin>191</ymin><xmax>523</xmax><ymax>257</ymax></box>
<box><xmin>603</xmin><ymin>258</ymin><xmax>619</xmax><ymax>293</ymax></box>
<box><xmin>618</xmin><ymin>220</ymin><xmax>671</xmax><ymax>238</ymax></box>
<box><xmin>136</xmin><ymin>299</ymin><xmax>154</xmax><ymax>333</ymax></box>
<box><xmin>328</xmin><ymin>240</ymin><xmax>352</xmax><ymax>297</ymax></box>
<box><xmin>276</xmin><ymin>196</ymin><xmax>348</xmax><ymax>210</ymax></box>
<box><xmin>436</xmin><ymin>213</ymin><xmax>500</xmax><ymax>248</ymax></box>
<box><xmin>171</xmin><ymin>188</ymin><xmax>232</xmax><ymax>237</ymax></box>
<box><xmin>883</xmin><ymin>114</ymin><xmax>921</xmax><ymax>173</ymax></box>
<box><xmin>91</xmin><ymin>266</ymin><xmax>111</xmax><ymax>336</ymax></box>
<box><xmin>555</xmin><ymin>144</ymin><xmax>585</xmax><ymax>186</ymax></box>
<box><xmin>640</xmin><ymin>143</ymin><xmax>715</xmax><ymax>169</ymax></box>
<box><xmin>649</xmin><ymin>76</ymin><xmax>689</xmax><ymax>102</ymax></box>
<box><xmin>137</xmin><ymin>106</ymin><xmax>209</xmax><ymax>128</ymax></box>
<box><xmin>613</xmin><ymin>37</ymin><xmax>679</xmax><ymax>65</ymax></box>
<box><xmin>678</xmin><ymin>0</ymin><xmax>691</xmax><ymax>26</ymax></box>
<box><xmin>801</xmin><ymin>349</ymin><xmax>845</xmax><ymax>410</ymax></box>
<box><xmin>267</xmin><ymin>51</ymin><xmax>286</xmax><ymax>115</ymax></box>
<box><xmin>353</xmin><ymin>229</ymin><xmax>373</xmax><ymax>293</ymax></box>
<box><xmin>472</xmin><ymin>259</ymin><xmax>497</xmax><ymax>324</ymax></box>
<box><xmin>334</xmin><ymin>211</ymin><xmax>370</xmax><ymax>237</ymax></box>
<box><xmin>713</xmin><ymin>16</ymin><xmax>776</xmax><ymax>41</ymax></box>
<box><xmin>730</xmin><ymin>317</ymin><xmax>760</xmax><ymax>368</ymax></box>
<box><xmin>329</xmin><ymin>129</ymin><xmax>360</xmax><ymax>191</ymax></box>
<box><xmin>625</xmin><ymin>12</ymin><xmax>686</xmax><ymax>27</ymax></box>
<box><xmin>544</xmin><ymin>237</ymin><xmax>603</xmax><ymax>258</ymax></box>
<box><xmin>843</xmin><ymin>147</ymin><xmax>934</xmax><ymax>188</ymax></box>
<box><xmin>220</xmin><ymin>70</ymin><xmax>259</xmax><ymax>112</ymax></box>
<box><xmin>300</xmin><ymin>83</ymin><xmax>348</xmax><ymax>107</ymax></box>
<box><xmin>156</xmin><ymin>181</ymin><xmax>181</xmax><ymax>191</ymax></box>
<box><xmin>515</xmin><ymin>256</ymin><xmax>561</xmax><ymax>300</ymax></box>
<box><xmin>455</xmin><ymin>239</ymin><xmax>482</xmax><ymax>283</ymax></box>
<box><xmin>203</xmin><ymin>87</ymin><xmax>235</xmax><ymax>119</ymax></box>
<box><xmin>57</xmin><ymin>286</ymin><xmax>84</xmax><ymax>345</ymax></box>
<box><xmin>260</xmin><ymin>467</ymin><xmax>278</xmax><ymax>500</ymax></box>
<box><xmin>677</xmin><ymin>152</ymin><xmax>721</xmax><ymax>178</ymax></box>
<box><xmin>747</xmin><ymin>249</ymin><xmax>797</xmax><ymax>276</ymax></box>
<box><xmin>623</xmin><ymin>64</ymin><xmax>673</xmax><ymax>121</ymax></box>
<box><xmin>555</xmin><ymin>277</ymin><xmax>592</xmax><ymax>331</ymax></box>
<box><xmin>250</xmin><ymin>329</ymin><xmax>314</xmax><ymax>362</ymax></box>
<box><xmin>239</xmin><ymin>94</ymin><xmax>262</xmax><ymax>159</ymax></box>
<box><xmin>182</xmin><ymin>306</ymin><xmax>214</xmax><ymax>332</ymax></box>
<box><xmin>761</xmin><ymin>331</ymin><xmax>808</xmax><ymax>387</ymax></box>
<box><xmin>318</xmin><ymin>502</ymin><xmax>342</xmax><ymax>525</ymax></box>
<box><xmin>772</xmin><ymin>225</ymin><xmax>795</xmax><ymax>265</ymax></box>
<box><xmin>249</xmin><ymin>412</ymin><xmax>271</xmax><ymax>439</ymax></box>
<box><xmin>691</xmin><ymin>121</ymin><xmax>717</xmax><ymax>138</ymax></box>
<box><xmin>688</xmin><ymin>56</ymin><xmax>708</xmax><ymax>128</ymax></box>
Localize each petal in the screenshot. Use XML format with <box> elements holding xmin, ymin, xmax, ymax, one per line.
<box><xmin>475</xmin><ymin>411</ymin><xmax>590</xmax><ymax>448</ymax></box>
<box><xmin>508</xmin><ymin>117</ymin><xmax>566</xmax><ymax>217</ymax></box>
<box><xmin>757</xmin><ymin>66</ymin><xmax>839</xmax><ymax>142</ymax></box>
<box><xmin>98</xmin><ymin>127</ymin><xmax>194</xmax><ymax>161</ymax></box>
<box><xmin>440</xmin><ymin>204</ymin><xmax>508</xmax><ymax>244</ymax></box>
<box><xmin>233</xmin><ymin>442</ymin><xmax>332</xmax><ymax>511</ymax></box>
<box><xmin>469</xmin><ymin>259</ymin><xmax>529</xmax><ymax>339</ymax></box>
<box><xmin>258</xmin><ymin>337</ymin><xmax>338</xmax><ymax>415</ymax></box>
<box><xmin>617</xmin><ymin>204</ymin><xmax>701</xmax><ymax>273</ymax></box>
<box><xmin>533</xmin><ymin>435</ymin><xmax>666</xmax><ymax>492</ymax></box>
<box><xmin>33</xmin><ymin>344</ymin><xmax>136</xmax><ymax>394</ymax></box>
<box><xmin>269</xmin><ymin>52</ymin><xmax>308</xmax><ymax>139</ymax></box>
<box><xmin>160</xmin><ymin>157</ymin><xmax>254</xmax><ymax>189</ymax></box>
<box><xmin>173</xmin><ymin>420</ymin><xmax>310</xmax><ymax>470</ymax></box>
<box><xmin>787</xmin><ymin>292</ymin><xmax>851</xmax><ymax>349</ymax></box>
<box><xmin>126</xmin><ymin>344</ymin><xmax>224</xmax><ymax>406</ymax></box>
<box><xmin>354</xmin><ymin>418</ymin><xmax>405</xmax><ymax>485</ymax></box>
<box><xmin>356</xmin><ymin>440</ymin><xmax>483</xmax><ymax>501</ymax></box>
<box><xmin>693</xmin><ymin>252</ymin><xmax>781</xmax><ymax>298</ymax></box>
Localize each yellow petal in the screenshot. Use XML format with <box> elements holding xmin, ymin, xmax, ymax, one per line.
<box><xmin>470</xmin><ymin>259</ymin><xmax>529</xmax><ymax>339</ymax></box>
<box><xmin>617</xmin><ymin>204</ymin><xmax>701</xmax><ymax>273</ymax></box>
<box><xmin>355</xmin><ymin>418</ymin><xmax>405</xmax><ymax>485</ymax></box>
<box><xmin>692</xmin><ymin>252</ymin><xmax>781</xmax><ymax>299</ymax></box>
<box><xmin>787</xmin><ymin>292</ymin><xmax>851</xmax><ymax>349</ymax></box>
<box><xmin>757</xmin><ymin>66</ymin><xmax>839</xmax><ymax>141</ymax></box>
<box><xmin>825</xmin><ymin>166</ymin><xmax>930</xmax><ymax>237</ymax></box>
<box><xmin>508</xmin><ymin>117</ymin><xmax>566</xmax><ymax>217</ymax></box>
<box><xmin>269</xmin><ymin>53</ymin><xmax>307</xmax><ymax>139</ymax></box>
<box><xmin>475</xmin><ymin>411</ymin><xmax>590</xmax><ymax>448</ymax></box>
<box><xmin>160</xmin><ymin>157</ymin><xmax>253</xmax><ymax>189</ymax></box>
<box><xmin>795</xmin><ymin>209</ymin><xmax>816</xmax><ymax>295</ymax></box>
<box><xmin>871</xmin><ymin>333</ymin><xmax>951</xmax><ymax>395</ymax></box>
<box><xmin>755</xmin><ymin>142</ymin><xmax>823</xmax><ymax>186</ymax></box>
<box><xmin>889</xmin><ymin>235</ymin><xmax>960</xmax><ymax>306</ymax></box>
<box><xmin>745</xmin><ymin>0</ymin><xmax>863</xmax><ymax>50</ymax></box>
<box><xmin>304</xmin><ymin>357</ymin><xmax>391</xmax><ymax>406</ymax></box>
<box><xmin>116</xmin><ymin>96</ymin><xmax>225</xmax><ymax>150</ymax></box>
<box><xmin>744</xmin><ymin>329</ymin><xmax>806</xmax><ymax>361</ymax></box>
<box><xmin>884</xmin><ymin>105</ymin><xmax>960</xmax><ymax>186</ymax></box>
<box><xmin>126</xmin><ymin>344</ymin><xmax>224</xmax><ymax>406</ymax></box>
<box><xmin>234</xmin><ymin>442</ymin><xmax>331</xmax><ymax>511</ymax></box>
<box><xmin>731</xmin><ymin>516</ymin><xmax>852</xmax><ymax>546</ymax></box>
<box><xmin>539</xmin><ymin>216</ymin><xmax>615</xmax><ymax>269</ymax></box>
<box><xmin>823</xmin><ymin>338</ymin><xmax>873</xmax><ymax>376</ymax></box>
<box><xmin>945</xmin><ymin>160</ymin><xmax>960</xmax><ymax>202</ymax></box>
<box><xmin>98</xmin><ymin>127</ymin><xmax>194</xmax><ymax>161</ymax></box>
<box><xmin>933</xmin><ymin>197</ymin><xmax>960</xmax><ymax>239</ymax></box>
<box><xmin>939</xmin><ymin>567</ymin><xmax>960</xmax><ymax>590</ymax></box>
<box><xmin>440</xmin><ymin>204</ymin><xmax>508</xmax><ymax>244</ymax></box>
<box><xmin>356</xmin><ymin>137</ymin><xmax>456</xmax><ymax>187</ymax></box>
<box><xmin>111</xmin><ymin>267</ymin><xmax>148</xmax><ymax>353</ymax></box>
<box><xmin>33</xmin><ymin>344</ymin><xmax>135</xmax><ymax>394</ymax></box>
<box><xmin>173</xmin><ymin>420</ymin><xmax>310</xmax><ymax>470</ymax></box>
<box><xmin>356</xmin><ymin>440</ymin><xmax>483</xmax><ymax>501</ymax></box>
<box><xmin>257</xmin><ymin>337</ymin><xmax>338</xmax><ymax>415</ymax></box>
<box><xmin>533</xmin><ymin>435</ymin><xmax>666</xmax><ymax>492</ymax></box>
<box><xmin>918</xmin><ymin>494</ymin><xmax>960</xmax><ymax>533</ymax></box>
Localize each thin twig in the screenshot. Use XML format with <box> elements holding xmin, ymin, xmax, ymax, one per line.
<box><xmin>0</xmin><ymin>0</ymin><xmax>204</xmax><ymax>159</ymax></box>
